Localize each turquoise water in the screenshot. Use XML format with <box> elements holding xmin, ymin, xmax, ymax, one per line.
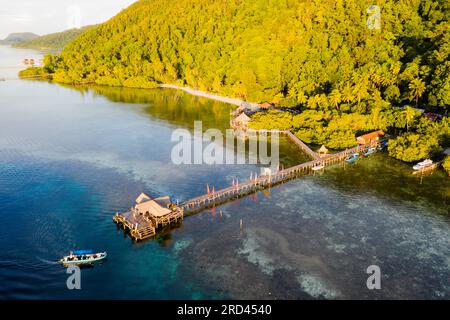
<box><xmin>0</xmin><ymin>46</ymin><xmax>449</xmax><ymax>299</ymax></box>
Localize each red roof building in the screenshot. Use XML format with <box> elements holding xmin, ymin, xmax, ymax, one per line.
<box><xmin>356</xmin><ymin>130</ymin><xmax>385</xmax><ymax>145</ymax></box>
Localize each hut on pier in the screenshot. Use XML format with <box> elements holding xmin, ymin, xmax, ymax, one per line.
<box><xmin>318</xmin><ymin>145</ymin><xmax>329</xmax><ymax>157</ymax></box>
<box><xmin>134</xmin><ymin>194</ymin><xmax>181</xmax><ymax>227</ymax></box>
<box><xmin>356</xmin><ymin>130</ymin><xmax>385</xmax><ymax>145</ymax></box>
<box><xmin>230</xmin><ymin>112</ymin><xmax>251</xmax><ymax>130</ymax></box>
<box><xmin>113</xmin><ymin>193</ymin><xmax>183</xmax><ymax>241</ymax></box>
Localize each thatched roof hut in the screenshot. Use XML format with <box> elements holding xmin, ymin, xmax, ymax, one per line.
<box><xmin>318</xmin><ymin>145</ymin><xmax>329</xmax><ymax>156</ymax></box>
<box><xmin>134</xmin><ymin>194</ymin><xmax>173</xmax><ymax>217</ymax></box>
<box><xmin>234</xmin><ymin>112</ymin><xmax>250</xmax><ymax>124</ymax></box>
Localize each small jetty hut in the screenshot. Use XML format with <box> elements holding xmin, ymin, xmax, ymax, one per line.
<box><xmin>231</xmin><ymin>105</ymin><xmax>246</xmax><ymax>117</ymax></box>
<box><xmin>230</xmin><ymin>112</ymin><xmax>251</xmax><ymax>130</ymax></box>
<box><xmin>356</xmin><ymin>130</ymin><xmax>385</xmax><ymax>145</ymax></box>
<box><xmin>318</xmin><ymin>145</ymin><xmax>329</xmax><ymax>157</ymax></box>
<box><xmin>113</xmin><ymin>193</ymin><xmax>183</xmax><ymax>241</ymax></box>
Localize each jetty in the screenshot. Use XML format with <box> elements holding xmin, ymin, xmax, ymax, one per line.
<box><xmin>179</xmin><ymin>143</ymin><xmax>373</xmax><ymax>214</ymax></box>
<box><xmin>282</xmin><ymin>130</ymin><xmax>320</xmax><ymax>160</ymax></box>
<box><xmin>114</xmin><ymin>139</ymin><xmax>376</xmax><ymax>241</ymax></box>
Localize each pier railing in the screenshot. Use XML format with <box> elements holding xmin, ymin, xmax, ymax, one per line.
<box><xmin>179</xmin><ymin>143</ymin><xmax>373</xmax><ymax>213</ymax></box>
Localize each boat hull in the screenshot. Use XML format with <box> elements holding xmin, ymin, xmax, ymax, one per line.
<box><xmin>346</xmin><ymin>154</ymin><xmax>359</xmax><ymax>163</ymax></box>
<box><xmin>363</xmin><ymin>148</ymin><xmax>377</xmax><ymax>156</ymax></box>
<box><xmin>60</xmin><ymin>253</ymin><xmax>107</xmax><ymax>266</ymax></box>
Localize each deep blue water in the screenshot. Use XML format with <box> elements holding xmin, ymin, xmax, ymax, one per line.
<box><xmin>0</xmin><ymin>46</ymin><xmax>449</xmax><ymax>299</ymax></box>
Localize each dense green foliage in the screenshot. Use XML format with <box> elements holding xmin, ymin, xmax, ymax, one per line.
<box><xmin>388</xmin><ymin>133</ymin><xmax>440</xmax><ymax>162</ymax></box>
<box><xmin>30</xmin><ymin>0</ymin><xmax>450</xmax><ymax>160</ymax></box>
<box><xmin>18</xmin><ymin>66</ymin><xmax>51</xmax><ymax>79</ymax></box>
<box><xmin>13</xmin><ymin>26</ymin><xmax>95</xmax><ymax>51</ymax></box>
<box><xmin>444</xmin><ymin>156</ymin><xmax>450</xmax><ymax>175</ymax></box>
<box><xmin>41</xmin><ymin>0</ymin><xmax>450</xmax><ymax>109</ymax></box>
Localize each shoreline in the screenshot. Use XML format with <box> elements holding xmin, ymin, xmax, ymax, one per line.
<box><xmin>11</xmin><ymin>72</ymin><xmax>450</xmax><ymax>175</ymax></box>
<box><xmin>159</xmin><ymin>83</ymin><xmax>261</xmax><ymax>110</ymax></box>
<box><xmin>15</xmin><ymin>69</ymin><xmax>262</xmax><ymax>111</ymax></box>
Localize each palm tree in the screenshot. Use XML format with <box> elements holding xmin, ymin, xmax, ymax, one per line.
<box><xmin>297</xmin><ymin>91</ymin><xmax>308</xmax><ymax>105</ymax></box>
<box><xmin>329</xmin><ymin>89</ymin><xmax>342</xmax><ymax>111</ymax></box>
<box><xmin>342</xmin><ymin>84</ymin><xmax>354</xmax><ymax>103</ymax></box>
<box><xmin>408</xmin><ymin>78</ymin><xmax>426</xmax><ymax>106</ymax></box>
<box><xmin>403</xmin><ymin>106</ymin><xmax>417</xmax><ymax>132</ymax></box>
<box><xmin>353</xmin><ymin>83</ymin><xmax>367</xmax><ymax>104</ymax></box>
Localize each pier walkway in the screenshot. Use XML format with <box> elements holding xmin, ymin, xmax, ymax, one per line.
<box><xmin>115</xmin><ymin>140</ymin><xmax>374</xmax><ymax>241</ymax></box>
<box><xmin>179</xmin><ymin>143</ymin><xmax>373</xmax><ymax>214</ymax></box>
<box><xmin>244</xmin><ymin>129</ymin><xmax>320</xmax><ymax>160</ymax></box>
<box><xmin>282</xmin><ymin>130</ymin><xmax>320</xmax><ymax>160</ymax></box>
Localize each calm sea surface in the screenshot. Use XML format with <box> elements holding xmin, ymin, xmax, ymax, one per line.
<box><xmin>0</xmin><ymin>45</ymin><xmax>449</xmax><ymax>299</ymax></box>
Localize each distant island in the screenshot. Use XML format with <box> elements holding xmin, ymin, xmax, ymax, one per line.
<box><xmin>0</xmin><ymin>32</ymin><xmax>39</xmax><ymax>45</ymax></box>
<box><xmin>13</xmin><ymin>26</ymin><xmax>95</xmax><ymax>51</ymax></box>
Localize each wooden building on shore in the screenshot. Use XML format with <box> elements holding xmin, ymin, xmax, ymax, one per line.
<box><xmin>356</xmin><ymin>130</ymin><xmax>385</xmax><ymax>145</ymax></box>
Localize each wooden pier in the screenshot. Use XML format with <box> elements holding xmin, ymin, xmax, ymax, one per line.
<box><xmin>114</xmin><ymin>134</ymin><xmax>376</xmax><ymax>241</ymax></box>
<box><xmin>244</xmin><ymin>129</ymin><xmax>320</xmax><ymax>160</ymax></box>
<box><xmin>282</xmin><ymin>130</ymin><xmax>320</xmax><ymax>160</ymax></box>
<box><xmin>179</xmin><ymin>143</ymin><xmax>374</xmax><ymax>214</ymax></box>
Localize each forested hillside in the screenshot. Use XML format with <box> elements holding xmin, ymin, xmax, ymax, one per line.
<box><xmin>13</xmin><ymin>26</ymin><xmax>95</xmax><ymax>51</ymax></box>
<box><xmin>28</xmin><ymin>0</ymin><xmax>450</xmax><ymax>160</ymax></box>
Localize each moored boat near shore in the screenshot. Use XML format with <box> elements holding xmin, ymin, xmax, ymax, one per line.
<box><xmin>363</xmin><ymin>147</ymin><xmax>377</xmax><ymax>157</ymax></box>
<box><xmin>413</xmin><ymin>159</ymin><xmax>433</xmax><ymax>171</ymax></box>
<box><xmin>346</xmin><ymin>153</ymin><xmax>359</xmax><ymax>163</ymax></box>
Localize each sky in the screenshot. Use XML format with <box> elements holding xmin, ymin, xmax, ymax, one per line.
<box><xmin>0</xmin><ymin>0</ymin><xmax>137</xmax><ymax>39</ymax></box>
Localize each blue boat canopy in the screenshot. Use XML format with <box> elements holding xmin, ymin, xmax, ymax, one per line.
<box><xmin>73</xmin><ymin>250</ymin><xmax>94</xmax><ymax>255</ymax></box>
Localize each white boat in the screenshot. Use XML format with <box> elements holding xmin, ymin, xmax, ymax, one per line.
<box><xmin>312</xmin><ymin>164</ymin><xmax>325</xmax><ymax>171</ymax></box>
<box><xmin>413</xmin><ymin>159</ymin><xmax>433</xmax><ymax>171</ymax></box>
<box><xmin>59</xmin><ymin>250</ymin><xmax>107</xmax><ymax>266</ymax></box>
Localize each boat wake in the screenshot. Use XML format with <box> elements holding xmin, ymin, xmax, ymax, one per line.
<box><xmin>36</xmin><ymin>257</ymin><xmax>60</xmax><ymax>265</ymax></box>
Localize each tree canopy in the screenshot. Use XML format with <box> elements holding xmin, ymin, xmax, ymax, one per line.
<box><xmin>25</xmin><ymin>0</ymin><xmax>450</xmax><ymax>160</ymax></box>
<box><xmin>36</xmin><ymin>0</ymin><xmax>449</xmax><ymax>111</ymax></box>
